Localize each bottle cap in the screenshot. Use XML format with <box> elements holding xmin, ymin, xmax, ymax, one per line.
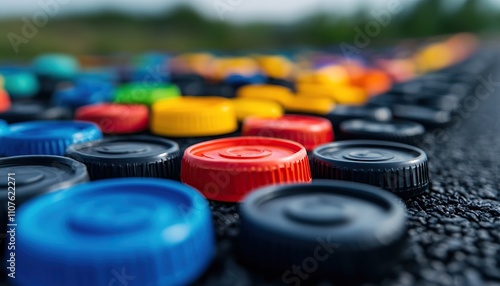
<box><xmin>297</xmin><ymin>84</ymin><xmax>369</xmax><ymax>105</ymax></box>
<box><xmin>0</xmin><ymin>121</ymin><xmax>102</xmax><ymax>156</ymax></box>
<box><xmin>0</xmin><ymin>89</ymin><xmax>11</xmax><ymax>112</ymax></box>
<box><xmin>53</xmin><ymin>80</ymin><xmax>115</xmax><ymax>109</ymax></box>
<box><xmin>242</xmin><ymin>115</ymin><xmax>334</xmax><ymax>151</ymax></box>
<box><xmin>231</xmin><ymin>98</ymin><xmax>283</xmax><ymax>121</ymax></box>
<box><xmin>67</xmin><ymin>136</ymin><xmax>181</xmax><ymax>180</ymax></box>
<box><xmin>151</xmin><ymin>96</ymin><xmax>237</xmax><ymax>137</ymax></box>
<box><xmin>312</xmin><ymin>140</ymin><xmax>429</xmax><ymax>197</ymax></box>
<box><xmin>1</xmin><ymin>72</ymin><xmax>39</xmax><ymax>98</ymax></box>
<box><xmin>32</xmin><ymin>53</ymin><xmax>79</xmax><ymax>79</ymax></box>
<box><xmin>16</xmin><ymin>178</ymin><xmax>215</xmax><ymax>286</ymax></box>
<box><xmin>340</xmin><ymin>119</ymin><xmax>425</xmax><ymax>145</ymax></box>
<box><xmin>237</xmin><ymin>84</ymin><xmax>294</xmax><ymax>106</ymax></box>
<box><xmin>115</xmin><ymin>83</ymin><xmax>180</xmax><ymax>106</ymax></box>
<box><xmin>0</xmin><ymin>155</ymin><xmax>89</xmax><ymax>204</ymax></box>
<box><xmin>284</xmin><ymin>96</ymin><xmax>335</xmax><ymax>115</ymax></box>
<box><xmin>238</xmin><ymin>180</ymin><xmax>407</xmax><ymax>279</ymax></box>
<box><xmin>326</xmin><ymin>104</ymin><xmax>393</xmax><ymax>131</ymax></box>
<box><xmin>75</xmin><ymin>104</ymin><xmax>149</xmax><ymax>134</ymax></box>
<box><xmin>0</xmin><ymin>101</ymin><xmax>72</xmax><ymax>124</ymax></box>
<box><xmin>392</xmin><ymin>104</ymin><xmax>452</xmax><ymax>128</ymax></box>
<box><xmin>181</xmin><ymin>137</ymin><xmax>311</xmax><ymax>202</ymax></box>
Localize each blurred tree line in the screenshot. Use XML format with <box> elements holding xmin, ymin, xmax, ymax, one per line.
<box><xmin>0</xmin><ymin>0</ymin><xmax>498</xmax><ymax>59</ymax></box>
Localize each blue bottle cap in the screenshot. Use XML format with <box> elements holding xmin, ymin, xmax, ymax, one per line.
<box><xmin>77</xmin><ymin>68</ymin><xmax>119</xmax><ymax>83</ymax></box>
<box><xmin>0</xmin><ymin>121</ymin><xmax>102</xmax><ymax>156</ymax></box>
<box><xmin>0</xmin><ymin>119</ymin><xmax>7</xmax><ymax>134</ymax></box>
<box><xmin>16</xmin><ymin>178</ymin><xmax>215</xmax><ymax>286</ymax></box>
<box><xmin>53</xmin><ymin>80</ymin><xmax>115</xmax><ymax>109</ymax></box>
<box><xmin>1</xmin><ymin>71</ymin><xmax>40</xmax><ymax>98</ymax></box>
<box><xmin>32</xmin><ymin>54</ymin><xmax>79</xmax><ymax>79</ymax></box>
<box><xmin>224</xmin><ymin>73</ymin><xmax>266</xmax><ymax>85</ymax></box>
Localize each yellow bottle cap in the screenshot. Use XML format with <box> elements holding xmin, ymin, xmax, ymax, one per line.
<box><xmin>237</xmin><ymin>84</ymin><xmax>293</xmax><ymax>106</ymax></box>
<box><xmin>297</xmin><ymin>66</ymin><xmax>350</xmax><ymax>86</ymax></box>
<box><xmin>214</xmin><ymin>57</ymin><xmax>260</xmax><ymax>80</ymax></box>
<box><xmin>284</xmin><ymin>96</ymin><xmax>335</xmax><ymax>115</ymax></box>
<box><xmin>297</xmin><ymin>84</ymin><xmax>368</xmax><ymax>105</ymax></box>
<box><xmin>151</xmin><ymin>96</ymin><xmax>237</xmax><ymax>137</ymax></box>
<box><xmin>232</xmin><ymin>98</ymin><xmax>283</xmax><ymax>121</ymax></box>
<box><xmin>415</xmin><ymin>43</ymin><xmax>453</xmax><ymax>74</ymax></box>
<box><xmin>255</xmin><ymin>55</ymin><xmax>294</xmax><ymax>79</ymax></box>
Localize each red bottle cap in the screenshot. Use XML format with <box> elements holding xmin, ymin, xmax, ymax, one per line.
<box><xmin>181</xmin><ymin>137</ymin><xmax>311</xmax><ymax>202</ymax></box>
<box><xmin>242</xmin><ymin>115</ymin><xmax>334</xmax><ymax>151</ymax></box>
<box><xmin>75</xmin><ymin>104</ymin><xmax>149</xmax><ymax>134</ymax></box>
<box><xmin>0</xmin><ymin>89</ymin><xmax>11</xmax><ymax>112</ymax></box>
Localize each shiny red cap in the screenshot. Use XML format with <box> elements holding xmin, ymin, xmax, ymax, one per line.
<box><xmin>181</xmin><ymin>136</ymin><xmax>311</xmax><ymax>202</ymax></box>
<box><xmin>75</xmin><ymin>104</ymin><xmax>149</xmax><ymax>134</ymax></box>
<box><xmin>242</xmin><ymin>115</ymin><xmax>334</xmax><ymax>151</ymax></box>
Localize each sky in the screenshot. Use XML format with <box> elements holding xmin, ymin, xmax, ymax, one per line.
<box><xmin>0</xmin><ymin>0</ymin><xmax>498</xmax><ymax>23</ymax></box>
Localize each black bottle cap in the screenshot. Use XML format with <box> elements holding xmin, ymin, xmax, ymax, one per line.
<box><xmin>392</xmin><ymin>104</ymin><xmax>451</xmax><ymax>128</ymax></box>
<box><xmin>0</xmin><ymin>100</ymin><xmax>72</xmax><ymax>124</ymax></box>
<box><xmin>237</xmin><ymin>180</ymin><xmax>407</xmax><ymax>279</ymax></box>
<box><xmin>312</xmin><ymin>140</ymin><xmax>429</xmax><ymax>197</ymax></box>
<box><xmin>195</xmin><ymin>82</ymin><xmax>237</xmax><ymax>98</ymax></box>
<box><xmin>340</xmin><ymin>119</ymin><xmax>425</xmax><ymax>145</ymax></box>
<box><xmin>66</xmin><ymin>136</ymin><xmax>181</xmax><ymax>180</ymax></box>
<box><xmin>0</xmin><ymin>155</ymin><xmax>89</xmax><ymax>205</ymax></box>
<box><xmin>325</xmin><ymin>105</ymin><xmax>392</xmax><ymax>132</ymax></box>
<box><xmin>265</xmin><ymin>77</ymin><xmax>295</xmax><ymax>92</ymax></box>
<box><xmin>0</xmin><ymin>155</ymin><xmax>88</xmax><ymax>260</ymax></box>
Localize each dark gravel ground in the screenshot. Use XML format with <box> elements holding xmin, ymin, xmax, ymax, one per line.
<box><xmin>196</xmin><ymin>62</ymin><xmax>500</xmax><ymax>286</ymax></box>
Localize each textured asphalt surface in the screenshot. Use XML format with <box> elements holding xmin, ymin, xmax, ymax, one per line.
<box><xmin>197</xmin><ymin>63</ymin><xmax>500</xmax><ymax>285</ymax></box>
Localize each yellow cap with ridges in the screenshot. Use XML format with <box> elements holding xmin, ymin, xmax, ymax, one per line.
<box><xmin>237</xmin><ymin>84</ymin><xmax>293</xmax><ymax>106</ymax></box>
<box><xmin>232</xmin><ymin>98</ymin><xmax>283</xmax><ymax>121</ymax></box>
<box><xmin>151</xmin><ymin>96</ymin><xmax>237</xmax><ymax>137</ymax></box>
<box><xmin>284</xmin><ymin>96</ymin><xmax>335</xmax><ymax>115</ymax></box>
<box><xmin>297</xmin><ymin>84</ymin><xmax>368</xmax><ymax>105</ymax></box>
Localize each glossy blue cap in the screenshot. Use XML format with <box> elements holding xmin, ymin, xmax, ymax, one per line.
<box><xmin>1</xmin><ymin>71</ymin><xmax>39</xmax><ymax>98</ymax></box>
<box><xmin>53</xmin><ymin>80</ymin><xmax>115</xmax><ymax>109</ymax></box>
<box><xmin>15</xmin><ymin>178</ymin><xmax>215</xmax><ymax>286</ymax></box>
<box><xmin>32</xmin><ymin>54</ymin><xmax>79</xmax><ymax>79</ymax></box>
<box><xmin>0</xmin><ymin>120</ymin><xmax>102</xmax><ymax>156</ymax></box>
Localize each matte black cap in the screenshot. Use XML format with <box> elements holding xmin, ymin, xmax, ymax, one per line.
<box><xmin>325</xmin><ymin>105</ymin><xmax>392</xmax><ymax>132</ymax></box>
<box><xmin>340</xmin><ymin>119</ymin><xmax>425</xmax><ymax>145</ymax></box>
<box><xmin>392</xmin><ymin>104</ymin><xmax>451</xmax><ymax>128</ymax></box>
<box><xmin>237</xmin><ymin>180</ymin><xmax>407</xmax><ymax>279</ymax></box>
<box><xmin>66</xmin><ymin>136</ymin><xmax>181</xmax><ymax>180</ymax></box>
<box><xmin>312</xmin><ymin>140</ymin><xmax>429</xmax><ymax>197</ymax></box>
<box><xmin>0</xmin><ymin>101</ymin><xmax>72</xmax><ymax>124</ymax></box>
<box><xmin>0</xmin><ymin>155</ymin><xmax>89</xmax><ymax>257</ymax></box>
<box><xmin>0</xmin><ymin>155</ymin><xmax>89</xmax><ymax>204</ymax></box>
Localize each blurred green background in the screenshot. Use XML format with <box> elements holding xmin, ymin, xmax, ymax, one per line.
<box><xmin>0</xmin><ymin>0</ymin><xmax>499</xmax><ymax>60</ymax></box>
